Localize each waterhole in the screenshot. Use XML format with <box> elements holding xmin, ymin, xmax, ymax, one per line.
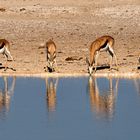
<box><xmin>0</xmin><ymin>76</ymin><xmax>140</xmax><ymax>140</ymax></box>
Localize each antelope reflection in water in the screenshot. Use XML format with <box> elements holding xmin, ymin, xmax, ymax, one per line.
<box><xmin>0</xmin><ymin>76</ymin><xmax>16</xmax><ymax>119</ymax></box>
<box><xmin>88</xmin><ymin>77</ymin><xmax>119</xmax><ymax>120</ymax></box>
<box><xmin>45</xmin><ymin>78</ymin><xmax>58</xmax><ymax>112</ymax></box>
<box><xmin>133</xmin><ymin>79</ymin><xmax>140</xmax><ymax>96</ymax></box>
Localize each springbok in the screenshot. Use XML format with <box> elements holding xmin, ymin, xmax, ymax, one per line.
<box><xmin>0</xmin><ymin>39</ymin><xmax>14</xmax><ymax>71</ymax></box>
<box><xmin>45</xmin><ymin>39</ymin><xmax>57</xmax><ymax>72</ymax></box>
<box><xmin>86</xmin><ymin>35</ymin><xmax>119</xmax><ymax>74</ymax></box>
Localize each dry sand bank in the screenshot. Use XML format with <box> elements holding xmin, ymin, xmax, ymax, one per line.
<box><xmin>0</xmin><ymin>0</ymin><xmax>140</xmax><ymax>77</ymax></box>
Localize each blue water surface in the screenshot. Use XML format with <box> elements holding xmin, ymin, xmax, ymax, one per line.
<box><xmin>0</xmin><ymin>77</ymin><xmax>140</xmax><ymax>140</ymax></box>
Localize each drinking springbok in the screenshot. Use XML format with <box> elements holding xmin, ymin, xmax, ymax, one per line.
<box><xmin>0</xmin><ymin>39</ymin><xmax>14</xmax><ymax>71</ymax></box>
<box><xmin>45</xmin><ymin>39</ymin><xmax>57</xmax><ymax>72</ymax></box>
<box><xmin>86</xmin><ymin>36</ymin><xmax>119</xmax><ymax>74</ymax></box>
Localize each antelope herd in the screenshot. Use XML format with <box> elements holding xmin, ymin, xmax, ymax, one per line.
<box><xmin>0</xmin><ymin>35</ymin><xmax>139</xmax><ymax>75</ymax></box>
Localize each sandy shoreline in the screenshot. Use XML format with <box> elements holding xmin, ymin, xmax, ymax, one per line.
<box><xmin>0</xmin><ymin>71</ymin><xmax>139</xmax><ymax>79</ymax></box>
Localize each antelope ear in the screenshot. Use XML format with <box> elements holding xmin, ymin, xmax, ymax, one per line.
<box><xmin>86</xmin><ymin>57</ymin><xmax>90</xmax><ymax>66</ymax></box>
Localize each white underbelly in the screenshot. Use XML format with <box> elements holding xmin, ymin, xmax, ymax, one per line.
<box><xmin>0</xmin><ymin>47</ymin><xmax>5</xmax><ymax>54</ymax></box>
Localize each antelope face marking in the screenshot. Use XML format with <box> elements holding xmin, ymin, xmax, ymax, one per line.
<box><xmin>88</xmin><ymin>65</ymin><xmax>93</xmax><ymax>75</ymax></box>
<box><xmin>86</xmin><ymin>57</ymin><xmax>93</xmax><ymax>75</ymax></box>
<box><xmin>47</xmin><ymin>52</ymin><xmax>56</xmax><ymax>69</ymax></box>
<box><xmin>46</xmin><ymin>39</ymin><xmax>57</xmax><ymax>72</ymax></box>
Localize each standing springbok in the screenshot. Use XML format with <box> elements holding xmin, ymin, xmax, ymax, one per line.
<box><xmin>0</xmin><ymin>39</ymin><xmax>13</xmax><ymax>71</ymax></box>
<box><xmin>86</xmin><ymin>36</ymin><xmax>119</xmax><ymax>74</ymax></box>
<box><xmin>45</xmin><ymin>39</ymin><xmax>57</xmax><ymax>72</ymax></box>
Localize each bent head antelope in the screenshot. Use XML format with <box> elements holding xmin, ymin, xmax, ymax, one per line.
<box><xmin>45</xmin><ymin>39</ymin><xmax>57</xmax><ymax>72</ymax></box>
<box><xmin>86</xmin><ymin>35</ymin><xmax>119</xmax><ymax>75</ymax></box>
<box><xmin>0</xmin><ymin>39</ymin><xmax>13</xmax><ymax>71</ymax></box>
